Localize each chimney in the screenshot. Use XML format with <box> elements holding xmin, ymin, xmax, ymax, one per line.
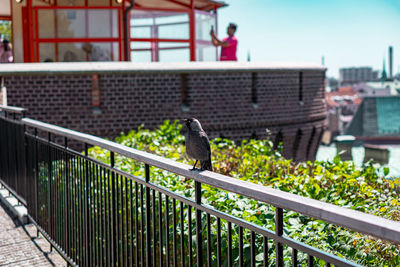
<box><xmin>389</xmin><ymin>46</ymin><xmax>393</xmax><ymax>79</ymax></box>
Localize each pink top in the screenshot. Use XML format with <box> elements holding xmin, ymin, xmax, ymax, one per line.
<box><xmin>220</xmin><ymin>36</ymin><xmax>238</xmax><ymax>61</ymax></box>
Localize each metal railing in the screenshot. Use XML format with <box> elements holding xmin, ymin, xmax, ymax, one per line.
<box><xmin>0</xmin><ymin>105</ymin><xmax>399</xmax><ymax>267</ymax></box>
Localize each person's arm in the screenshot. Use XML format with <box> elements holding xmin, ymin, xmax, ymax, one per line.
<box><xmin>210</xmin><ymin>30</ymin><xmax>230</xmax><ymax>47</ymax></box>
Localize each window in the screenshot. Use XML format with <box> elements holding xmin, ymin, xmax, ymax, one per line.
<box><xmin>129</xmin><ymin>10</ymin><xmax>190</xmax><ymax>62</ymax></box>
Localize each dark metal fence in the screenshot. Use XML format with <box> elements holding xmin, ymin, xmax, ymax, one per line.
<box><xmin>1</xmin><ymin>105</ymin><xmax>400</xmax><ymax>267</ymax></box>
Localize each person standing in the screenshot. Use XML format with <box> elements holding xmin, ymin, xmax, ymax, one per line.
<box><xmin>210</xmin><ymin>23</ymin><xmax>238</xmax><ymax>61</ymax></box>
<box><xmin>0</xmin><ymin>40</ymin><xmax>13</xmax><ymax>63</ymax></box>
<box><xmin>82</xmin><ymin>43</ymin><xmax>111</xmax><ymax>61</ymax></box>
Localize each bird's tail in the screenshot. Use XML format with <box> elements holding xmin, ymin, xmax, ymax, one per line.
<box><xmin>201</xmin><ymin>158</ymin><xmax>213</xmax><ymax>171</ymax></box>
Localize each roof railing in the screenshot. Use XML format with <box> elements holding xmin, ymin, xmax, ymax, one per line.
<box><xmin>22</xmin><ymin>117</ymin><xmax>400</xmax><ymax>245</ymax></box>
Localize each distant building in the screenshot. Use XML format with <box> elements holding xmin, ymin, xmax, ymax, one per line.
<box><xmin>327</xmin><ymin>77</ymin><xmax>339</xmax><ymax>91</ymax></box>
<box><xmin>325</xmin><ymin>86</ymin><xmax>362</xmax><ymax>141</ymax></box>
<box><xmin>339</xmin><ymin>67</ymin><xmax>378</xmax><ymax>86</ymax></box>
<box><xmin>354</xmin><ymin>80</ymin><xmax>400</xmax><ymax>97</ymax></box>
<box><xmin>346</xmin><ymin>96</ymin><xmax>400</xmax><ymax>144</ymax></box>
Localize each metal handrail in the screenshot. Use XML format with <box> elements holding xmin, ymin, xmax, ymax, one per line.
<box><xmin>22</xmin><ymin>117</ymin><xmax>400</xmax><ymax>245</ymax></box>
<box><xmin>0</xmin><ymin>105</ymin><xmax>27</xmax><ymax>114</ymax></box>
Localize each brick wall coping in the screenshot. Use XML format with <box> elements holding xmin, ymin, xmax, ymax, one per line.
<box><xmin>0</xmin><ymin>61</ymin><xmax>326</xmax><ymax>76</ymax></box>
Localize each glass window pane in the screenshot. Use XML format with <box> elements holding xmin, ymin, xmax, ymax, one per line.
<box><xmin>130</xmin><ymin>42</ymin><xmax>152</xmax><ymax>49</ymax></box>
<box><xmin>38</xmin><ymin>10</ymin><xmax>55</xmax><ymax>38</ymax></box>
<box><xmin>159</xmin><ymin>48</ymin><xmax>189</xmax><ymax>62</ymax></box>
<box><xmin>88</xmin><ymin>10</ymin><xmax>118</xmax><ymax>38</ymax></box>
<box><xmin>196</xmin><ymin>45</ymin><xmax>217</xmax><ymax>61</ymax></box>
<box><xmin>56</xmin><ymin>10</ymin><xmax>86</xmax><ymax>38</ymax></box>
<box><xmin>130</xmin><ymin>26</ymin><xmax>152</xmax><ymax>38</ymax></box>
<box><xmin>131</xmin><ymin>51</ymin><xmax>152</xmax><ymax>62</ymax></box>
<box><xmin>158</xmin><ymin>23</ymin><xmax>189</xmax><ymax>39</ymax></box>
<box><xmin>195</xmin><ymin>10</ymin><xmax>216</xmax><ymax>41</ymax></box>
<box><xmin>58</xmin><ymin>43</ymin><xmax>87</xmax><ymax>62</ymax></box>
<box><xmin>39</xmin><ymin>43</ymin><xmax>55</xmax><ymax>62</ymax></box>
<box><xmin>130</xmin><ymin>10</ymin><xmax>189</xmax><ymax>40</ymax></box>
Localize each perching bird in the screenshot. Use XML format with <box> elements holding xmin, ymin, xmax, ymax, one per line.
<box><xmin>184</xmin><ymin>118</ymin><xmax>212</xmax><ymax>171</ymax></box>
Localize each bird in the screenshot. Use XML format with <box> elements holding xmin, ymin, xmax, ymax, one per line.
<box><xmin>183</xmin><ymin>118</ymin><xmax>212</xmax><ymax>171</ymax></box>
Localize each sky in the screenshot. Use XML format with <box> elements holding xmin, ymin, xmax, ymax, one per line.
<box><xmin>216</xmin><ymin>0</ymin><xmax>400</xmax><ymax>78</ymax></box>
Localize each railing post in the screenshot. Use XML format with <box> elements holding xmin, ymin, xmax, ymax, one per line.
<box><xmin>145</xmin><ymin>164</ymin><xmax>151</xmax><ymax>267</ymax></box>
<box><xmin>195</xmin><ymin>181</ymin><xmax>203</xmax><ymax>267</ymax></box>
<box><xmin>275</xmin><ymin>207</ymin><xmax>283</xmax><ymax>267</ymax></box>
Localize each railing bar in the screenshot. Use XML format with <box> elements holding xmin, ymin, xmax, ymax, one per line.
<box><xmin>99</xmin><ymin>165</ymin><xmax>105</xmax><ymax>267</ymax></box>
<box><xmin>118</xmin><ymin>174</ymin><xmax>123</xmax><ymax>265</ymax></box>
<box><xmin>64</xmin><ymin>137</ymin><xmax>69</xmax><ymax>258</ymax></box>
<box><xmin>195</xmin><ymin>181</ymin><xmax>203</xmax><ymax>267</ymax></box>
<box><xmin>145</xmin><ymin>164</ymin><xmax>151</xmax><ymax>267</ymax></box>
<box><xmin>125</xmin><ymin>176</ymin><xmax>129</xmax><ymax>267</ymax></box>
<box><xmin>89</xmin><ymin>160</ymin><xmax>94</xmax><ymax>266</ymax></box>
<box><xmin>263</xmin><ymin>236</ymin><xmax>268</xmax><ymax>267</ymax></box>
<box><xmin>74</xmin><ymin>155</ymin><xmax>80</xmax><ymax>265</ymax></box>
<box><xmin>72</xmin><ymin>154</ymin><xmax>77</xmax><ymax>264</ymax></box>
<box><xmin>251</xmin><ymin>231</ymin><xmax>256</xmax><ymax>267</ymax></box>
<box><xmin>158</xmin><ymin>191</ymin><xmax>163</xmax><ymax>267</ymax></box>
<box><xmin>106</xmin><ymin>168</ymin><xmax>112</xmax><ymax>267</ymax></box>
<box><xmin>173</xmin><ymin>199</ymin><xmax>177</xmax><ymax>267</ymax></box>
<box><xmin>80</xmin><ymin>156</ymin><xmax>86</xmax><ymax>266</ymax></box>
<box><xmin>180</xmin><ymin>201</ymin><xmax>185</xmax><ymax>267</ymax></box>
<box><xmin>129</xmin><ymin>179</ymin><xmax>134</xmax><ymax>267</ymax></box>
<box><xmin>60</xmin><ymin>149</ymin><xmax>65</xmax><ymax>252</ymax></box>
<box><xmin>239</xmin><ymin>226</ymin><xmax>243</xmax><ymax>267</ymax></box>
<box><xmin>188</xmin><ymin>205</ymin><xmax>193</xmax><ymax>267</ymax></box>
<box><xmin>127</xmin><ymin>179</ymin><xmax>134</xmax><ymax>266</ymax></box>
<box><xmin>69</xmin><ymin>153</ymin><xmax>74</xmax><ymax>262</ymax></box>
<box><xmin>152</xmin><ymin>189</ymin><xmax>156</xmax><ymax>266</ymax></box>
<box><xmin>207</xmin><ymin>213</ymin><xmax>211</xmax><ymax>267</ymax></box>
<box><xmin>135</xmin><ymin>181</ymin><xmax>139</xmax><ymax>267</ymax></box>
<box><xmin>96</xmin><ymin>163</ymin><xmax>102</xmax><ymax>266</ymax></box>
<box><xmin>47</xmin><ymin>133</ymin><xmax>53</xmax><ymax>252</ymax></box>
<box><xmin>166</xmin><ymin>195</ymin><xmax>170</xmax><ymax>267</ymax></box>
<box><xmin>110</xmin><ymin>151</ymin><xmax>117</xmax><ymax>266</ymax></box>
<box><xmin>141</xmin><ymin>183</ymin><xmax>145</xmax><ymax>266</ymax></box>
<box><xmin>58</xmin><ymin>149</ymin><xmax>63</xmax><ymax>251</ymax></box>
<box><xmin>217</xmin><ymin>218</ymin><xmax>221</xmax><ymax>267</ymax></box>
<box><xmin>118</xmin><ymin>174</ymin><xmax>122</xmax><ymax>267</ymax></box>
<box><xmin>275</xmin><ymin>207</ymin><xmax>284</xmax><ymax>267</ymax></box>
<box><xmin>228</xmin><ymin>221</ymin><xmax>232</xmax><ymax>267</ymax></box>
<box><xmin>292</xmin><ymin>248</ymin><xmax>298</xmax><ymax>267</ymax></box>
<box><xmin>308</xmin><ymin>255</ymin><xmax>314</xmax><ymax>267</ymax></box>
<box><xmin>84</xmin><ymin>144</ymin><xmax>90</xmax><ymax>267</ymax></box>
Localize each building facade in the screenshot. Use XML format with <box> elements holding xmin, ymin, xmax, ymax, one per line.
<box><xmin>0</xmin><ymin>62</ymin><xmax>327</xmax><ymax>162</ymax></box>
<box><xmin>339</xmin><ymin>67</ymin><xmax>378</xmax><ymax>86</ymax></box>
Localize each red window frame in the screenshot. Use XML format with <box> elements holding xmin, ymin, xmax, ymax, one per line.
<box><xmin>32</xmin><ymin>5</ymin><xmax>123</xmax><ymax>62</ymax></box>
<box><xmin>128</xmin><ymin>6</ymin><xmax>192</xmax><ymax>62</ymax></box>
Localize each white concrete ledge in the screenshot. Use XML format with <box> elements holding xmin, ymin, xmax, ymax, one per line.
<box><xmin>0</xmin><ymin>61</ymin><xmax>326</xmax><ymax>76</ymax></box>
<box><xmin>0</xmin><ymin>187</ymin><xmax>28</xmax><ymax>224</ymax></box>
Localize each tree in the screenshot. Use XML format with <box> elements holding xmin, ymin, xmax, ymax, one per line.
<box><xmin>0</xmin><ymin>21</ymin><xmax>12</xmax><ymax>41</ymax></box>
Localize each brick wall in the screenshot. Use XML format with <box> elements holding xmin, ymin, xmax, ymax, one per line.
<box><xmin>2</xmin><ymin>62</ymin><xmax>326</xmax><ymax>161</ymax></box>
